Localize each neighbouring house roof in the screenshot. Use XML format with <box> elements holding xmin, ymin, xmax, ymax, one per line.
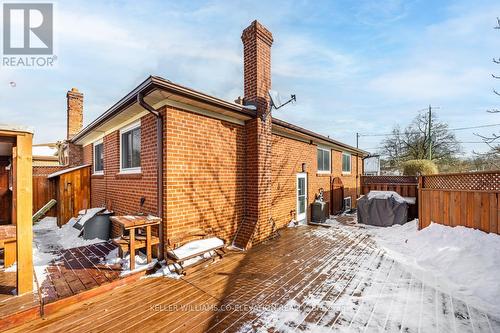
<box><xmin>0</xmin><ymin>124</ymin><xmax>34</xmax><ymax>134</ymax></box>
<box><xmin>47</xmin><ymin>164</ymin><xmax>90</xmax><ymax>179</ymax></box>
<box><xmin>71</xmin><ymin>75</ymin><xmax>368</xmax><ymax>156</ymax></box>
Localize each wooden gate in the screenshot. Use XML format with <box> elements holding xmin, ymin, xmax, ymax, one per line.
<box><xmin>331</xmin><ymin>177</ymin><xmax>344</xmax><ymax>214</ymax></box>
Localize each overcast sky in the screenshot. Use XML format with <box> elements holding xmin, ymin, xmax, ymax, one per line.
<box><xmin>1</xmin><ymin>0</ymin><xmax>500</xmax><ymax>156</ymax></box>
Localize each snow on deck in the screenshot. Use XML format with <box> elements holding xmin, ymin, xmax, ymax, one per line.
<box><xmin>10</xmin><ymin>218</ymin><xmax>500</xmax><ymax>332</ymax></box>
<box><xmin>230</xmin><ymin>220</ymin><xmax>500</xmax><ymax>333</ymax></box>
<box><xmin>32</xmin><ymin>217</ymin><xmax>151</xmax><ymax>303</ymax></box>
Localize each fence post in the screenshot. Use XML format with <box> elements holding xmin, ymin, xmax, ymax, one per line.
<box><xmin>418</xmin><ymin>176</ymin><xmax>423</xmax><ymax>230</ymax></box>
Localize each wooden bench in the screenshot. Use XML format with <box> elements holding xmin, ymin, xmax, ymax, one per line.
<box><xmin>166</xmin><ymin>228</ymin><xmax>225</xmax><ymax>275</ymax></box>
<box><xmin>0</xmin><ymin>225</ymin><xmax>16</xmax><ymax>268</ymax></box>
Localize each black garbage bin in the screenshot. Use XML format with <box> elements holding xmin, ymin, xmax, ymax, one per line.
<box><xmin>81</xmin><ymin>211</ymin><xmax>114</xmax><ymax>240</ymax></box>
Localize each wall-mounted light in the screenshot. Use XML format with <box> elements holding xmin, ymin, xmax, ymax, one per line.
<box><xmin>301</xmin><ymin>163</ymin><xmax>306</xmax><ymax>172</ymax></box>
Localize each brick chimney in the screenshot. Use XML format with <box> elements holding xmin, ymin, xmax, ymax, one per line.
<box><xmin>67</xmin><ymin>88</ymin><xmax>83</xmax><ymax>140</ymax></box>
<box><xmin>241</xmin><ymin>20</ymin><xmax>273</xmax><ymax>117</ymax></box>
<box><xmin>233</xmin><ymin>20</ymin><xmax>274</xmax><ymax>249</ymax></box>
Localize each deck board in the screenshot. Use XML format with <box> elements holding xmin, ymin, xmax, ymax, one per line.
<box><xmin>5</xmin><ymin>225</ymin><xmax>500</xmax><ymax>333</ymax></box>
<box><xmin>37</xmin><ymin>241</ymin><xmax>123</xmax><ymax>304</ymax></box>
<box><xmin>0</xmin><ymin>269</ymin><xmax>40</xmax><ymax>329</ymax></box>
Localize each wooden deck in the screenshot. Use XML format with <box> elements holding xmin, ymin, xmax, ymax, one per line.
<box><xmin>5</xmin><ymin>225</ymin><xmax>500</xmax><ymax>332</ymax></box>
<box><xmin>0</xmin><ymin>241</ymin><xmax>146</xmax><ymax>330</ymax></box>
<box><xmin>39</xmin><ymin>242</ymin><xmax>122</xmax><ymax>305</ymax></box>
<box><xmin>0</xmin><ymin>269</ymin><xmax>40</xmax><ymax>330</ymax></box>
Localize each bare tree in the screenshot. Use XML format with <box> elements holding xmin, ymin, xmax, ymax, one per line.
<box><xmin>381</xmin><ymin>112</ymin><xmax>461</xmax><ymax>166</ymax></box>
<box><xmin>475</xmin><ymin>18</ymin><xmax>500</xmax><ymax>160</ymax></box>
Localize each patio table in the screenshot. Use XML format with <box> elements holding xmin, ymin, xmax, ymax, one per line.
<box><xmin>110</xmin><ymin>215</ymin><xmax>161</xmax><ymax>270</ymax></box>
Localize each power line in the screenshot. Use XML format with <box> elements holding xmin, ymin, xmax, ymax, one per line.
<box><xmin>361</xmin><ymin>141</ymin><xmax>489</xmax><ymax>150</ymax></box>
<box><xmin>358</xmin><ymin>123</ymin><xmax>500</xmax><ymax>137</ymax></box>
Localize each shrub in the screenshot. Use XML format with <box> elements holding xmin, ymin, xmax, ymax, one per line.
<box><xmin>402</xmin><ymin>159</ymin><xmax>438</xmax><ymax>176</ymax></box>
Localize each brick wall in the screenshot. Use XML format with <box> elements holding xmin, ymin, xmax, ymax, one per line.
<box><xmin>271</xmin><ymin>134</ymin><xmax>363</xmax><ymax>228</ymax></box>
<box><xmin>83</xmin><ymin>113</ymin><xmax>158</xmax><ymax>238</ymax></box>
<box><xmin>163</xmin><ymin>105</ymin><xmax>246</xmax><ymax>248</ymax></box>
<box><xmin>32</xmin><ymin>165</ymin><xmax>66</xmax><ymax>176</ymax></box>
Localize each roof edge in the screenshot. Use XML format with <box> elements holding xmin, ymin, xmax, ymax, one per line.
<box><xmin>272</xmin><ymin>118</ymin><xmax>369</xmax><ymax>156</ymax></box>
<box><xmin>71</xmin><ymin>76</ymin><xmax>255</xmax><ymax>144</ymax></box>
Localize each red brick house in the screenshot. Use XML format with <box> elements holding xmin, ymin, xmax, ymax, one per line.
<box><xmin>65</xmin><ymin>21</ymin><xmax>367</xmax><ymax>253</ymax></box>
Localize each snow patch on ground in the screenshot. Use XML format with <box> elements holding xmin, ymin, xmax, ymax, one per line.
<box><xmin>367</xmin><ymin>220</ymin><xmax>500</xmax><ymax>316</ymax></box>
<box><xmin>100</xmin><ymin>247</ymin><xmax>157</xmax><ymax>277</ymax></box>
<box><xmin>34</xmin><ymin>216</ymin><xmax>103</xmax><ymax>251</ymax></box>
<box><xmin>32</xmin><ymin>216</ymin><xmax>105</xmax><ymax>286</ymax></box>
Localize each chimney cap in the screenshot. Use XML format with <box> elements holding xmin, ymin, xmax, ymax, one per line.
<box><xmin>241</xmin><ymin>20</ymin><xmax>273</xmax><ymax>46</ymax></box>
<box><xmin>67</xmin><ymin>87</ymin><xmax>83</xmax><ymax>97</ymax></box>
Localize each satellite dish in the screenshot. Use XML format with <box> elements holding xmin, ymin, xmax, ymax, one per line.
<box><xmin>269</xmin><ymin>90</ymin><xmax>283</xmax><ymax>108</ymax></box>
<box><xmin>268</xmin><ymin>90</ymin><xmax>296</xmax><ymax>110</ymax></box>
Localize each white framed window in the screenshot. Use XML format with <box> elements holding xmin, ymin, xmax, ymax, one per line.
<box><xmin>119</xmin><ymin>121</ymin><xmax>141</xmax><ymax>173</ymax></box>
<box><xmin>344</xmin><ymin>197</ymin><xmax>352</xmax><ymax>211</ymax></box>
<box><xmin>317</xmin><ymin>147</ymin><xmax>331</xmax><ymax>173</ymax></box>
<box><xmin>342</xmin><ymin>152</ymin><xmax>351</xmax><ymax>174</ymax></box>
<box><xmin>93</xmin><ymin>139</ymin><xmax>104</xmax><ymax>175</ymax></box>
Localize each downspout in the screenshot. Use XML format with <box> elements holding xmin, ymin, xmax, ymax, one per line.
<box><xmin>137</xmin><ymin>92</ymin><xmax>164</xmax><ymax>261</ymax></box>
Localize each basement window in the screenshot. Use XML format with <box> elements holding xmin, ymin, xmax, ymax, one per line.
<box><xmin>342</xmin><ymin>152</ymin><xmax>351</xmax><ymax>174</ymax></box>
<box><xmin>344</xmin><ymin>197</ymin><xmax>352</xmax><ymax>211</ymax></box>
<box><xmin>120</xmin><ymin>121</ymin><xmax>141</xmax><ymax>173</ymax></box>
<box><xmin>317</xmin><ymin>147</ymin><xmax>331</xmax><ymax>173</ymax></box>
<box><xmin>93</xmin><ymin>140</ymin><xmax>104</xmax><ymax>174</ymax></box>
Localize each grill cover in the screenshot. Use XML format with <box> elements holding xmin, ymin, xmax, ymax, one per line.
<box><xmin>357</xmin><ymin>191</ymin><xmax>408</xmax><ymax>227</ymax></box>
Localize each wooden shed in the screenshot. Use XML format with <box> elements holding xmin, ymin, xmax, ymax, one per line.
<box><xmin>47</xmin><ymin>164</ymin><xmax>91</xmax><ymax>226</ymax></box>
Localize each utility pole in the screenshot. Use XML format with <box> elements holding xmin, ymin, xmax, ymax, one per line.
<box><xmin>428</xmin><ymin>105</ymin><xmax>432</xmax><ymax>160</ymax></box>
<box><xmin>356</xmin><ymin>132</ymin><xmax>359</xmax><ymax>149</ymax></box>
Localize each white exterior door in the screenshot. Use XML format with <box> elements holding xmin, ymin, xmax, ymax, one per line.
<box><xmin>296</xmin><ymin>173</ymin><xmax>308</xmax><ymax>222</ymax></box>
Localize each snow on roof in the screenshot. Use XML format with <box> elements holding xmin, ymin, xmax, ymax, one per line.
<box><xmin>47</xmin><ymin>164</ymin><xmax>91</xmax><ymax>178</ymax></box>
<box><xmin>0</xmin><ymin>123</ymin><xmax>34</xmax><ymax>134</ymax></box>
<box><xmin>33</xmin><ymin>146</ymin><xmax>57</xmax><ymax>157</ymax></box>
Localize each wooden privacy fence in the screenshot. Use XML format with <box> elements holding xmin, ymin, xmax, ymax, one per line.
<box><xmin>33</xmin><ymin>166</ymin><xmax>66</xmax><ymax>217</ymax></box>
<box><xmin>419</xmin><ymin>171</ymin><xmax>500</xmax><ymax>234</ymax></box>
<box><xmin>360</xmin><ymin>176</ymin><xmax>418</xmax><ymax>219</ymax></box>
<box><xmin>360</xmin><ymin>176</ymin><xmax>418</xmax><ymax>196</ymax></box>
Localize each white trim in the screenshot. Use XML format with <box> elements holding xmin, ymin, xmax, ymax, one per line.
<box><xmin>296</xmin><ymin>173</ymin><xmax>308</xmax><ymax>222</ymax></box>
<box><xmin>119</xmin><ymin>121</ymin><xmax>142</xmax><ymax>173</ymax></box>
<box><xmin>344</xmin><ymin>197</ymin><xmax>352</xmax><ymax>210</ymax></box>
<box><xmin>342</xmin><ymin>152</ymin><xmax>352</xmax><ymax>174</ymax></box>
<box><xmin>92</xmin><ymin>139</ymin><xmax>104</xmax><ymax>175</ymax></box>
<box><xmin>78</xmin><ymin>111</ymin><xmax>149</xmax><ymax>146</ymax></box>
<box><xmin>153</xmin><ymin>99</ymin><xmax>245</xmax><ymax>126</ymax></box>
<box><xmin>317</xmin><ymin>146</ymin><xmax>331</xmax><ymax>174</ymax></box>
